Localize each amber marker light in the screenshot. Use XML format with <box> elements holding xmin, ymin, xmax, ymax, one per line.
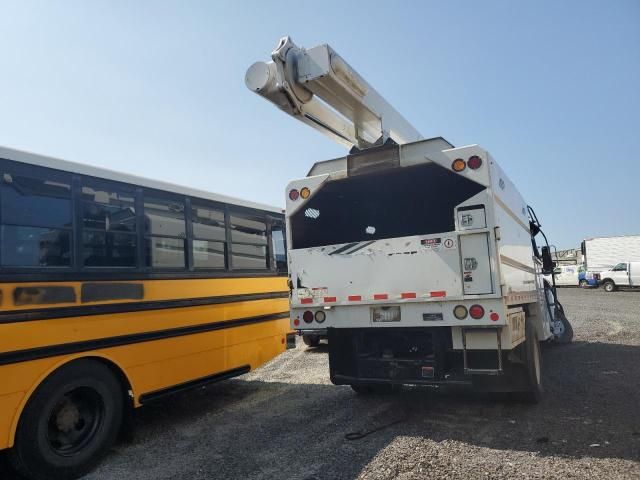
<box><xmin>452</xmin><ymin>158</ymin><xmax>466</xmax><ymax>172</ymax></box>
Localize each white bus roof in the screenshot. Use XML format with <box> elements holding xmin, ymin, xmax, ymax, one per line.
<box><xmin>0</xmin><ymin>145</ymin><xmax>283</xmax><ymax>214</ymax></box>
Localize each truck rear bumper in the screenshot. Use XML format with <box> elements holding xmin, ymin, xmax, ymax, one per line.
<box><xmin>328</xmin><ymin>327</ymin><xmax>520</xmax><ymax>387</ymax></box>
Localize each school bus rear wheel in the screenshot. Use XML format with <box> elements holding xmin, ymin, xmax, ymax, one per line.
<box><xmin>8</xmin><ymin>359</ymin><xmax>124</xmax><ymax>480</ymax></box>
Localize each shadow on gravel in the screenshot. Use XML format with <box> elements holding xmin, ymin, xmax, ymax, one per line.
<box><xmin>304</xmin><ymin>343</ymin><xmax>330</xmax><ymax>354</ymax></box>
<box><xmin>133</xmin><ymin>342</ymin><xmax>638</xmax><ymax>473</ymax></box>
<box><xmin>2</xmin><ymin>342</ymin><xmax>638</xmax><ymax>480</ymax></box>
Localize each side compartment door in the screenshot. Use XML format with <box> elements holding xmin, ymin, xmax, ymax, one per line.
<box><xmin>460</xmin><ymin>233</ymin><xmax>493</xmax><ymax>295</ymax></box>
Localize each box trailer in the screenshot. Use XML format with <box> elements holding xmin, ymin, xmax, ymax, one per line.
<box><xmin>581</xmin><ymin>235</ymin><xmax>640</xmax><ymax>286</ymax></box>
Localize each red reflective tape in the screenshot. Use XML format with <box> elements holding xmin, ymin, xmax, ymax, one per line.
<box><xmin>300</xmin><ymin>298</ymin><xmax>313</xmax><ymax>304</ymax></box>
<box><xmin>401</xmin><ymin>292</ymin><xmax>417</xmax><ymax>299</ymax></box>
<box><xmin>374</xmin><ymin>294</ymin><xmax>388</xmax><ymax>300</ymax></box>
<box><xmin>348</xmin><ymin>295</ymin><xmax>362</xmax><ymax>301</ymax></box>
<box><xmin>324</xmin><ymin>296</ymin><xmax>337</xmax><ymax>303</ymax></box>
<box><xmin>430</xmin><ymin>291</ymin><xmax>447</xmax><ymax>298</ymax></box>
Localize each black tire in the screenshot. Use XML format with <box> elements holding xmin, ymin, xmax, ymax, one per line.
<box><xmin>603</xmin><ymin>280</ymin><xmax>616</xmax><ymax>293</ymax></box>
<box><xmin>302</xmin><ymin>334</ymin><xmax>320</xmax><ymax>347</ymax></box>
<box><xmin>515</xmin><ymin>320</ymin><xmax>543</xmax><ymax>404</ymax></box>
<box><xmin>579</xmin><ymin>279</ymin><xmax>588</xmax><ymax>288</ymax></box>
<box><xmin>8</xmin><ymin>359</ymin><xmax>124</xmax><ymax>480</ymax></box>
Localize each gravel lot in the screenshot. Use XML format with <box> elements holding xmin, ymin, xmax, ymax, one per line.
<box><xmin>3</xmin><ymin>288</ymin><xmax>639</xmax><ymax>479</ymax></box>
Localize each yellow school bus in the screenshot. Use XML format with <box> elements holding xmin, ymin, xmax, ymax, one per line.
<box><xmin>0</xmin><ymin>146</ymin><xmax>291</xmax><ymax>480</ymax></box>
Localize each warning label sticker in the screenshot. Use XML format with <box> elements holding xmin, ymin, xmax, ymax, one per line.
<box><xmin>421</xmin><ymin>237</ymin><xmax>442</xmax><ymax>251</ymax></box>
<box><xmin>311</xmin><ymin>287</ymin><xmax>328</xmax><ymax>299</ymax></box>
<box><xmin>297</xmin><ymin>288</ymin><xmax>311</xmax><ymax>299</ymax></box>
<box><xmin>422</xmin><ymin>237</ymin><xmax>456</xmax><ymax>251</ymax></box>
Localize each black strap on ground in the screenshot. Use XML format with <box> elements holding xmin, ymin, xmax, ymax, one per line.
<box><xmin>344</xmin><ymin>414</ymin><xmax>408</xmax><ymax>441</ymax></box>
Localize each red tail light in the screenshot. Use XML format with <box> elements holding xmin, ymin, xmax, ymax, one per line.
<box><xmin>302</xmin><ymin>311</ymin><xmax>313</xmax><ymax>323</ymax></box>
<box><xmin>467</xmin><ymin>155</ymin><xmax>483</xmax><ymax>169</ymax></box>
<box><xmin>469</xmin><ymin>304</ymin><xmax>484</xmax><ymax>319</ymax></box>
<box><xmin>289</xmin><ymin>189</ymin><xmax>300</xmax><ymax>201</ymax></box>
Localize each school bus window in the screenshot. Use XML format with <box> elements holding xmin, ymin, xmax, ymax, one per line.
<box><xmin>229</xmin><ymin>212</ymin><xmax>268</xmax><ymax>270</ymax></box>
<box><xmin>0</xmin><ymin>168</ymin><xmax>73</xmax><ymax>267</ymax></box>
<box><xmin>193</xmin><ymin>240</ymin><xmax>226</xmax><ymax>269</ymax></box>
<box><xmin>230</xmin><ymin>213</ymin><xmax>267</xmax><ymax>244</ymax></box>
<box><xmin>81</xmin><ymin>181</ymin><xmax>138</xmax><ymax>267</ymax></box>
<box><xmin>146</xmin><ymin>236</ymin><xmax>186</xmax><ymax>268</ymax></box>
<box><xmin>83</xmin><ymin>230</ymin><xmax>137</xmax><ymax>267</ymax></box>
<box><xmin>143</xmin><ymin>193</ymin><xmax>187</xmax><ymax>269</ymax></box>
<box><xmin>81</xmin><ymin>182</ymin><xmax>136</xmax><ymax>232</ymax></box>
<box><xmin>232</xmin><ymin>243</ymin><xmax>268</xmax><ymax>270</ymax></box>
<box><xmin>144</xmin><ymin>194</ymin><xmax>186</xmax><ymax>237</ymax></box>
<box><xmin>0</xmin><ymin>171</ymin><xmax>72</xmax><ymax>228</ymax></box>
<box><xmin>192</xmin><ymin>203</ymin><xmax>227</xmax><ymax>269</ymax></box>
<box><xmin>1</xmin><ymin>225</ymin><xmax>71</xmax><ymax>267</ymax></box>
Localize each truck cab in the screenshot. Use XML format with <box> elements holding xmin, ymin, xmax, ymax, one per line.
<box><xmin>599</xmin><ymin>262</ymin><xmax>640</xmax><ymax>292</ymax></box>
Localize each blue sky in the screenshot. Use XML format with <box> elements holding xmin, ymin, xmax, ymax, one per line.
<box><xmin>0</xmin><ymin>0</ymin><xmax>638</xmax><ymax>249</ymax></box>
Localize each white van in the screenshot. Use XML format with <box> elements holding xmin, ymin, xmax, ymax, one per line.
<box><xmin>599</xmin><ymin>262</ymin><xmax>640</xmax><ymax>292</ymax></box>
<box><xmin>544</xmin><ymin>264</ymin><xmax>580</xmax><ymax>286</ymax></box>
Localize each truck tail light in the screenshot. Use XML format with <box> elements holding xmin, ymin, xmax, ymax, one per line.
<box><xmin>300</xmin><ymin>187</ymin><xmax>311</xmax><ymax>199</ymax></box>
<box><xmin>289</xmin><ymin>189</ymin><xmax>299</xmax><ymax>200</ymax></box>
<box><xmin>469</xmin><ymin>304</ymin><xmax>484</xmax><ymax>319</ymax></box>
<box><xmin>314</xmin><ymin>310</ymin><xmax>326</xmax><ymax>323</ymax></box>
<box><xmin>303</xmin><ymin>311</ymin><xmax>313</xmax><ymax>323</ymax></box>
<box><xmin>467</xmin><ymin>155</ymin><xmax>482</xmax><ymax>169</ymax></box>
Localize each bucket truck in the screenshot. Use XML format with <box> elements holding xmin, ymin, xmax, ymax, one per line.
<box><xmin>246</xmin><ymin>36</ymin><xmax>572</xmax><ymax>401</ymax></box>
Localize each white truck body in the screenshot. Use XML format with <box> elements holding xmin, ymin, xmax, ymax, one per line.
<box><xmin>249</xmin><ymin>36</ymin><xmax>567</xmax><ymax>397</ymax></box>
<box><xmin>286</xmin><ymin>139</ymin><xmax>555</xmax><ymax>359</ymax></box>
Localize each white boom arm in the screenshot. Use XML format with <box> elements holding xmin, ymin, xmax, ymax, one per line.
<box><xmin>245</xmin><ymin>36</ymin><xmax>423</xmax><ymax>150</ymax></box>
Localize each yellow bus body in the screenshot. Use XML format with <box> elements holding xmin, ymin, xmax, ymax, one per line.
<box><xmin>0</xmin><ymin>276</ymin><xmax>289</xmax><ymax>450</ymax></box>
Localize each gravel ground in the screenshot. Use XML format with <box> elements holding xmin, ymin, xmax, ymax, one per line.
<box><xmin>3</xmin><ymin>288</ymin><xmax>639</xmax><ymax>479</ymax></box>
